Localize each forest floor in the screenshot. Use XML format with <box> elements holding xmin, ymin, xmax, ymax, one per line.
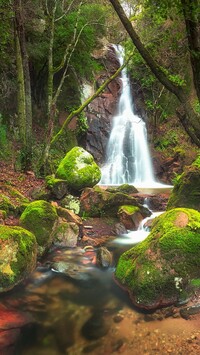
<box><xmin>0</xmin><ymin>161</ymin><xmax>200</xmax><ymax>354</ymax></box>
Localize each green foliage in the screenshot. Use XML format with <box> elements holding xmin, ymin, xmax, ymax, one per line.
<box><xmin>154</xmin><ymin>130</ymin><xmax>178</xmax><ymax>151</ymax></box>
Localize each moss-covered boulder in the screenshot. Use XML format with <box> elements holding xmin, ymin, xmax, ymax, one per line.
<box><xmin>19</xmin><ymin>200</ymin><xmax>58</xmax><ymax>256</ymax></box>
<box><xmin>167</xmin><ymin>157</ymin><xmax>200</xmax><ymax>211</ymax></box>
<box><xmin>0</xmin><ymin>225</ymin><xmax>37</xmax><ymax>292</ymax></box>
<box><xmin>56</xmin><ymin>147</ymin><xmax>101</xmax><ymax>192</ymax></box>
<box><xmin>80</xmin><ymin>186</ymin><xmax>150</xmax><ymax>217</ymax></box>
<box><xmin>115</xmin><ymin>208</ymin><xmax>200</xmax><ymax>310</ymax></box>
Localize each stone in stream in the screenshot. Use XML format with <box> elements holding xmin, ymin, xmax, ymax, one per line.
<box><xmin>81</xmin><ymin>312</ymin><xmax>110</xmax><ymax>340</ymax></box>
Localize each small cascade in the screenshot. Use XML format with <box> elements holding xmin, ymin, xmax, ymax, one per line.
<box><xmin>112</xmin><ymin>211</ymin><xmax>164</xmax><ymax>246</ymax></box>
<box><xmin>100</xmin><ymin>44</ymin><xmax>155</xmax><ymax>186</ymax></box>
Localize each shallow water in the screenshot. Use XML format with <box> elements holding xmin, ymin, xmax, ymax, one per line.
<box><xmin>1</xmin><ymin>239</ymin><xmax>200</xmax><ymax>355</ymax></box>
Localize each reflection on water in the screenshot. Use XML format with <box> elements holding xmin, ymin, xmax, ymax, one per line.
<box><xmin>0</xmin><ymin>244</ymin><xmax>137</xmax><ymax>355</ymax></box>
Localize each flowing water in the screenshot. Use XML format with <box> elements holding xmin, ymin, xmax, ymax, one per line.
<box><xmin>100</xmin><ymin>45</ymin><xmax>155</xmax><ymax>186</ymax></box>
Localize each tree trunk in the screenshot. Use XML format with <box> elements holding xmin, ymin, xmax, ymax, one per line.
<box><xmin>109</xmin><ymin>0</ymin><xmax>200</xmax><ymax>146</ymax></box>
<box><xmin>181</xmin><ymin>0</ymin><xmax>200</xmax><ymax>100</ymax></box>
<box><xmin>14</xmin><ymin>0</ymin><xmax>33</xmax><ymax>170</ymax></box>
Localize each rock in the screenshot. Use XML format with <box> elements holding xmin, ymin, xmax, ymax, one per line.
<box><xmin>0</xmin><ymin>185</ymin><xmax>29</xmax><ymax>216</ymax></box>
<box><xmin>115</xmin><ymin>208</ymin><xmax>200</xmax><ymax>310</ymax></box>
<box><xmin>19</xmin><ymin>200</ymin><xmax>58</xmax><ymax>256</ymax></box>
<box><xmin>167</xmin><ymin>157</ymin><xmax>200</xmax><ymax>211</ymax></box>
<box><xmin>107</xmin><ymin>184</ymin><xmax>138</xmax><ymax>194</ymax></box>
<box><xmin>0</xmin><ymin>225</ymin><xmax>37</xmax><ymax>292</ymax></box>
<box><xmin>56</xmin><ymin>206</ymin><xmax>83</xmax><ymax>239</ymax></box>
<box><xmin>81</xmin><ymin>312</ymin><xmax>109</xmax><ymax>340</ymax></box>
<box><xmin>53</xmin><ymin>218</ymin><xmax>79</xmax><ymax>247</ymax></box>
<box><xmin>114</xmin><ymin>223</ymin><xmax>127</xmax><ymax>235</ymax></box>
<box><xmin>180</xmin><ymin>304</ymin><xmax>200</xmax><ymax>320</ymax></box>
<box><xmin>85</xmin><ymin>45</ymin><xmax>121</xmax><ymax>163</ymax></box>
<box><xmin>80</xmin><ymin>186</ymin><xmax>150</xmax><ymax>217</ymax></box>
<box><xmin>56</xmin><ymin>146</ymin><xmax>101</xmax><ymax>192</ymax></box>
<box><xmin>45</xmin><ymin>176</ymin><xmax>68</xmax><ymax>200</ymax></box>
<box><xmin>117</xmin><ymin>205</ymin><xmax>144</xmax><ymax>230</ymax></box>
<box><xmin>96</xmin><ymin>247</ymin><xmax>112</xmax><ymax>268</ymax></box>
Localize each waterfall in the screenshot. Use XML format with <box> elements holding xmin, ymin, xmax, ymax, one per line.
<box><xmin>100</xmin><ymin>45</ymin><xmax>156</xmax><ymax>186</ymax></box>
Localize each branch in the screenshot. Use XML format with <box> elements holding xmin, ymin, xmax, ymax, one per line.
<box><xmin>51</xmin><ymin>51</ymin><xmax>134</xmax><ymax>145</ymax></box>
<box><xmin>55</xmin><ymin>0</ymin><xmax>78</xmax><ymax>22</ymax></box>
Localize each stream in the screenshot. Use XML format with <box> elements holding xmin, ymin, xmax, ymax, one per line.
<box><xmin>1</xmin><ymin>213</ymin><xmax>200</xmax><ymax>355</ymax></box>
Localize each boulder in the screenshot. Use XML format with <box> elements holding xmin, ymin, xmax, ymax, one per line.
<box><xmin>19</xmin><ymin>200</ymin><xmax>58</xmax><ymax>256</ymax></box>
<box><xmin>80</xmin><ymin>186</ymin><xmax>150</xmax><ymax>217</ymax></box>
<box><xmin>115</xmin><ymin>208</ymin><xmax>200</xmax><ymax>310</ymax></box>
<box><xmin>0</xmin><ymin>225</ymin><xmax>37</xmax><ymax>292</ymax></box>
<box><xmin>53</xmin><ymin>218</ymin><xmax>79</xmax><ymax>248</ymax></box>
<box><xmin>56</xmin><ymin>206</ymin><xmax>83</xmax><ymax>238</ymax></box>
<box><xmin>56</xmin><ymin>147</ymin><xmax>101</xmax><ymax>192</ymax></box>
<box><xmin>117</xmin><ymin>205</ymin><xmax>144</xmax><ymax>230</ymax></box>
<box><xmin>45</xmin><ymin>176</ymin><xmax>68</xmax><ymax>200</ymax></box>
<box><xmin>167</xmin><ymin>157</ymin><xmax>200</xmax><ymax>211</ymax></box>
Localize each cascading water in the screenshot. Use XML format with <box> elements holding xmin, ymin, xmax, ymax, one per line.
<box><xmin>100</xmin><ymin>45</ymin><xmax>155</xmax><ymax>186</ymax></box>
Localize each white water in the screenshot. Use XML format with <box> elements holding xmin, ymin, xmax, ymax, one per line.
<box><xmin>100</xmin><ymin>45</ymin><xmax>156</xmax><ymax>186</ymax></box>
<box><xmin>112</xmin><ymin>211</ymin><xmax>164</xmax><ymax>245</ymax></box>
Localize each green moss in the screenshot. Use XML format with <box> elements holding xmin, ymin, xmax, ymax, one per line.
<box><xmin>19</xmin><ymin>200</ymin><xmax>58</xmax><ymax>252</ymax></box>
<box><xmin>118</xmin><ymin>205</ymin><xmax>140</xmax><ymax>215</ymax></box>
<box><xmin>56</xmin><ymin>146</ymin><xmax>101</xmax><ymax>191</ymax></box>
<box><xmin>0</xmin><ymin>225</ymin><xmax>37</xmax><ymax>291</ymax></box>
<box><xmin>167</xmin><ymin>165</ymin><xmax>200</xmax><ymax>211</ymax></box>
<box><xmin>115</xmin><ymin>208</ymin><xmax>200</xmax><ymax>309</ymax></box>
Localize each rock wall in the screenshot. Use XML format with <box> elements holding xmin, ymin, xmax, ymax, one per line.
<box><xmin>84</xmin><ymin>44</ymin><xmax>122</xmax><ymax>164</ymax></box>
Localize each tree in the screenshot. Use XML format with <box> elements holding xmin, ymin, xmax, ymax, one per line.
<box><xmin>14</xmin><ymin>0</ymin><xmax>33</xmax><ymax>170</ymax></box>
<box><xmin>109</xmin><ymin>0</ymin><xmax>200</xmax><ymax>146</ymax></box>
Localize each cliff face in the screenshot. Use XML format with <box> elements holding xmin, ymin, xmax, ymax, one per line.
<box><xmin>84</xmin><ymin>44</ymin><xmax>122</xmax><ymax>164</ymax></box>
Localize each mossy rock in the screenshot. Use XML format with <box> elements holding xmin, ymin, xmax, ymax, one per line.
<box><xmin>19</xmin><ymin>200</ymin><xmax>58</xmax><ymax>256</ymax></box>
<box><xmin>106</xmin><ymin>184</ymin><xmax>138</xmax><ymax>194</ymax></box>
<box><xmin>167</xmin><ymin>158</ymin><xmax>200</xmax><ymax>211</ymax></box>
<box><xmin>118</xmin><ymin>205</ymin><xmax>143</xmax><ymax>230</ymax></box>
<box><xmin>0</xmin><ymin>185</ymin><xmax>30</xmax><ymax>216</ymax></box>
<box><xmin>80</xmin><ymin>186</ymin><xmax>150</xmax><ymax>217</ymax></box>
<box><xmin>115</xmin><ymin>208</ymin><xmax>200</xmax><ymax>310</ymax></box>
<box><xmin>0</xmin><ymin>225</ymin><xmax>37</xmax><ymax>292</ymax></box>
<box><xmin>45</xmin><ymin>175</ymin><xmax>68</xmax><ymax>200</ymax></box>
<box><xmin>56</xmin><ymin>147</ymin><xmax>101</xmax><ymax>191</ymax></box>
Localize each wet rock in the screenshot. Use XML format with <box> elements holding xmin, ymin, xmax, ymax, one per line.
<box><xmin>180</xmin><ymin>304</ymin><xmax>200</xmax><ymax>320</ymax></box>
<box><xmin>80</xmin><ymin>186</ymin><xmax>150</xmax><ymax>218</ymax></box>
<box><xmin>114</xmin><ymin>222</ymin><xmax>127</xmax><ymax>235</ymax></box>
<box><xmin>118</xmin><ymin>205</ymin><xmax>144</xmax><ymax>230</ymax></box>
<box><xmin>52</xmin><ymin>261</ymin><xmax>93</xmax><ymax>281</ymax></box>
<box><xmin>81</xmin><ymin>313</ymin><xmax>109</xmax><ymax>340</ymax></box>
<box><xmin>96</xmin><ymin>247</ymin><xmax>112</xmax><ymax>268</ymax></box>
<box><xmin>54</xmin><ymin>316</ymin><xmax>75</xmax><ymax>351</ymax></box>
